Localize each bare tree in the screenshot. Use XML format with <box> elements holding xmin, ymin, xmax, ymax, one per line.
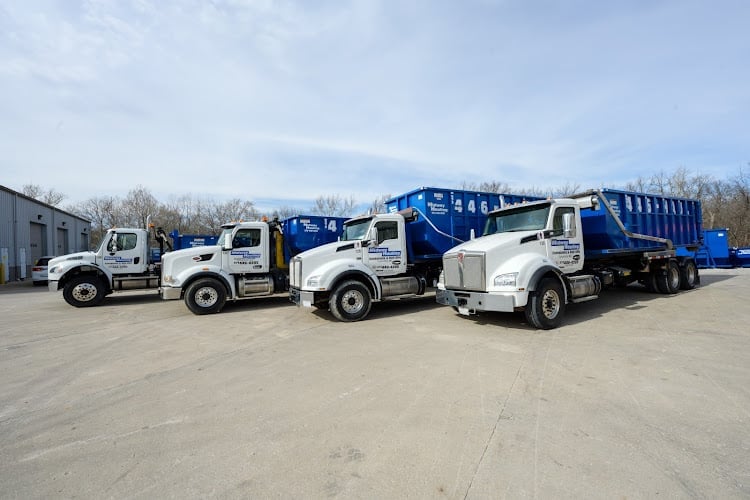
<box><xmin>458</xmin><ymin>181</ymin><xmax>513</xmax><ymax>193</ymax></box>
<box><xmin>553</xmin><ymin>182</ymin><xmax>582</xmax><ymax>197</ymax></box>
<box><xmin>625</xmin><ymin>176</ymin><xmax>649</xmax><ymax>193</ymax></box>
<box><xmin>68</xmin><ymin>195</ymin><xmax>121</xmax><ymax>247</ymax></box>
<box><xmin>272</xmin><ymin>206</ymin><xmax>302</xmax><ymax>220</ymax></box>
<box><xmin>200</xmin><ymin>198</ymin><xmax>258</xmax><ymax>232</ymax></box>
<box><xmin>311</xmin><ymin>194</ymin><xmax>357</xmax><ymax>217</ymax></box>
<box><xmin>368</xmin><ymin>194</ymin><xmax>392</xmax><ymax>214</ymax></box>
<box><xmin>22</xmin><ymin>183</ymin><xmax>66</xmax><ymax>206</ymax></box>
<box><xmin>122</xmin><ymin>185</ymin><xmax>160</xmax><ymax>229</ymax></box>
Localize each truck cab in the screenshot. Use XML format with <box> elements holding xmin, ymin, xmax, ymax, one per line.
<box><xmin>48</xmin><ymin>227</ymin><xmax>163</xmax><ymax>307</ymax></box>
<box><xmin>290</xmin><ymin>210</ymin><xmax>429</xmax><ymax>322</ymax></box>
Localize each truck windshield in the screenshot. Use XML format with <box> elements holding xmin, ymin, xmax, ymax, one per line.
<box><xmin>484</xmin><ymin>203</ymin><xmax>551</xmax><ymax>235</ymax></box>
<box><xmin>341</xmin><ymin>218</ymin><xmax>372</xmax><ymax>241</ymax></box>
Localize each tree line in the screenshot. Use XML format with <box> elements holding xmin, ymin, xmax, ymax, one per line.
<box><xmin>21</xmin><ymin>165</ymin><xmax>750</xmax><ymax>248</ymax></box>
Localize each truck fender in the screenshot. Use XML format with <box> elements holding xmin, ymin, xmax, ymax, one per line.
<box><xmin>527</xmin><ymin>265</ymin><xmax>569</xmax><ymax>304</ymax></box>
<box><xmin>177</xmin><ymin>267</ymin><xmax>235</xmax><ymax>298</ymax></box>
<box><xmin>312</xmin><ymin>259</ymin><xmax>382</xmax><ymax>300</ymax></box>
<box><xmin>330</xmin><ymin>270</ymin><xmax>381</xmax><ymax>301</ymax></box>
<box><xmin>58</xmin><ymin>263</ymin><xmax>113</xmax><ymax>293</ymax></box>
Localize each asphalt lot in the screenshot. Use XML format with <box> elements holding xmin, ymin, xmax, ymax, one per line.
<box><xmin>1</xmin><ymin>269</ymin><xmax>749</xmax><ymax>499</ymax></box>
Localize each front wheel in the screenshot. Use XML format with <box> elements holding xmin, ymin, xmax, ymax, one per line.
<box><xmin>525</xmin><ymin>277</ymin><xmax>566</xmax><ymax>330</ymax></box>
<box><xmin>63</xmin><ymin>275</ymin><xmax>106</xmax><ymax>307</ymax></box>
<box><xmin>185</xmin><ymin>278</ymin><xmax>227</xmax><ymax>315</ymax></box>
<box><xmin>329</xmin><ymin>280</ymin><xmax>372</xmax><ymax>322</ymax></box>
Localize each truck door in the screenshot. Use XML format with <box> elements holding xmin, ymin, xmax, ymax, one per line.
<box><xmin>103</xmin><ymin>231</ymin><xmax>145</xmax><ymax>274</ymax></box>
<box><xmin>363</xmin><ymin>220</ymin><xmax>407</xmax><ymax>277</ymax></box>
<box><xmin>548</xmin><ymin>207</ymin><xmax>584</xmax><ymax>273</ymax></box>
<box><xmin>226</xmin><ymin>227</ymin><xmax>268</xmax><ymax>274</ymax></box>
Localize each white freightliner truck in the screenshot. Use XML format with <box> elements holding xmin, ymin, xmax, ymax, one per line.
<box><xmin>436</xmin><ymin>188</ymin><xmax>703</xmax><ymax>329</ymax></box>
<box><xmin>48</xmin><ymin>224</ymin><xmax>173</xmax><ymax>307</ymax></box>
<box><xmin>289</xmin><ymin>187</ymin><xmax>535</xmax><ymax>321</ymax></box>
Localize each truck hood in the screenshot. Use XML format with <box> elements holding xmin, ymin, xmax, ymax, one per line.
<box><xmin>163</xmin><ymin>245</ymin><xmax>222</xmax><ymax>260</ymax></box>
<box><xmin>48</xmin><ymin>251</ymin><xmax>98</xmax><ymax>269</ymax></box>
<box><xmin>293</xmin><ymin>240</ymin><xmax>362</xmax><ymax>286</ymax></box>
<box><xmin>445</xmin><ymin>231</ymin><xmax>538</xmax><ymax>255</ymax></box>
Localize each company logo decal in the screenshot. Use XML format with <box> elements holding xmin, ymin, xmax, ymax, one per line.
<box><xmin>104</xmin><ymin>256</ymin><xmax>133</xmax><ymax>264</ymax></box>
<box><xmin>368</xmin><ymin>247</ymin><xmax>402</xmax><ymax>258</ymax></box>
<box><xmin>231</xmin><ymin>250</ymin><xmax>262</xmax><ymax>259</ymax></box>
<box><xmin>551</xmin><ymin>239</ymin><xmax>581</xmax><ymax>251</ymax></box>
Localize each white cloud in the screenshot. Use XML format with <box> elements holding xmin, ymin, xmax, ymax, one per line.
<box><xmin>1</xmin><ymin>0</ymin><xmax>748</xmax><ymax>209</ymax></box>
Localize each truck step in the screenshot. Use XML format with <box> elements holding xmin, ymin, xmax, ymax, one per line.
<box><xmin>570</xmin><ymin>295</ymin><xmax>598</xmax><ymax>304</ymax></box>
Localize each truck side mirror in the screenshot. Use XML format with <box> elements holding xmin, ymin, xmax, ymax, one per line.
<box><xmin>562</xmin><ymin>213</ymin><xmax>575</xmax><ymax>238</ymax></box>
<box><xmin>223</xmin><ymin>233</ymin><xmax>232</xmax><ymax>249</ymax></box>
<box><xmin>108</xmin><ymin>232</ymin><xmax>118</xmax><ymax>253</ymax></box>
<box><xmin>368</xmin><ymin>227</ymin><xmax>379</xmax><ymax>247</ymax></box>
<box><xmin>470</xmin><ymin>229</ymin><xmax>476</xmax><ymax>240</ymax></box>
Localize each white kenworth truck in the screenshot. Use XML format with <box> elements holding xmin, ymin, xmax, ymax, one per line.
<box><xmin>160</xmin><ymin>216</ymin><xmax>346</xmax><ymax>314</ymax></box>
<box><xmin>289</xmin><ymin>187</ymin><xmax>533</xmax><ymax>321</ymax></box>
<box><xmin>436</xmin><ymin>188</ymin><xmax>703</xmax><ymax>330</ymax></box>
<box><xmin>48</xmin><ymin>224</ymin><xmax>173</xmax><ymax>307</ymax></box>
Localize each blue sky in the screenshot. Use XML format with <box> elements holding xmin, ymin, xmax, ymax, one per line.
<box><xmin>2</xmin><ymin>0</ymin><xmax>748</xmax><ymax>214</ymax></box>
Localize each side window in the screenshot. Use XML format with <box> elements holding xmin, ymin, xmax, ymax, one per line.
<box><xmin>552</xmin><ymin>207</ymin><xmax>576</xmax><ymax>237</ymax></box>
<box><xmin>375</xmin><ymin>221</ymin><xmax>398</xmax><ymax>244</ymax></box>
<box><xmin>233</xmin><ymin>229</ymin><xmax>261</xmax><ymax>248</ymax></box>
<box><xmin>107</xmin><ymin>233</ymin><xmax>137</xmax><ymax>252</ymax></box>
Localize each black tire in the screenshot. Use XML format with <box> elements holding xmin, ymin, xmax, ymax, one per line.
<box><xmin>185</xmin><ymin>278</ymin><xmax>227</xmax><ymax>315</ymax></box>
<box><xmin>524</xmin><ymin>277</ymin><xmax>566</xmax><ymax>330</ymax></box>
<box><xmin>643</xmin><ymin>270</ymin><xmax>659</xmax><ymax>293</ymax></box>
<box><xmin>63</xmin><ymin>275</ymin><xmax>106</xmax><ymax>307</ymax></box>
<box><xmin>329</xmin><ymin>280</ymin><xmax>372</xmax><ymax>322</ymax></box>
<box><xmin>680</xmin><ymin>260</ymin><xmax>698</xmax><ymax>290</ymax></box>
<box><xmin>656</xmin><ymin>260</ymin><xmax>680</xmax><ymax>294</ymax></box>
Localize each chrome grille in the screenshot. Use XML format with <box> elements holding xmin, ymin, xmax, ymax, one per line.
<box><xmin>290</xmin><ymin>257</ymin><xmax>302</xmax><ymax>287</ymax></box>
<box><xmin>443</xmin><ymin>251</ymin><xmax>485</xmax><ymax>290</ymax></box>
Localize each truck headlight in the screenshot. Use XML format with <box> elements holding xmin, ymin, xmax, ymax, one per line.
<box><xmin>494</xmin><ymin>272</ymin><xmax>518</xmax><ymax>287</ymax></box>
<box><xmin>307</xmin><ymin>275</ymin><xmax>321</xmax><ymax>287</ymax></box>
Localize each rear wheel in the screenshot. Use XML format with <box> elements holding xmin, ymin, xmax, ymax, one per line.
<box><xmin>643</xmin><ymin>271</ymin><xmax>659</xmax><ymax>293</ymax></box>
<box><xmin>330</xmin><ymin>280</ymin><xmax>372</xmax><ymax>322</ymax></box>
<box><xmin>63</xmin><ymin>275</ymin><xmax>106</xmax><ymax>307</ymax></box>
<box><xmin>656</xmin><ymin>260</ymin><xmax>681</xmax><ymax>294</ymax></box>
<box><xmin>185</xmin><ymin>278</ymin><xmax>227</xmax><ymax>315</ymax></box>
<box><xmin>525</xmin><ymin>277</ymin><xmax>566</xmax><ymax>330</ymax></box>
<box><xmin>680</xmin><ymin>260</ymin><xmax>698</xmax><ymax>290</ymax></box>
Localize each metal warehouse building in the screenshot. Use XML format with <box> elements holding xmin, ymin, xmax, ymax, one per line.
<box><xmin>1</xmin><ymin>185</ymin><xmax>91</xmax><ymax>282</ymax></box>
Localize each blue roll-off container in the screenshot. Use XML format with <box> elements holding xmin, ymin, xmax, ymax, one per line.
<box><xmin>731</xmin><ymin>247</ymin><xmax>750</xmax><ymax>268</ymax></box>
<box><xmin>385</xmin><ymin>187</ymin><xmax>541</xmax><ymax>262</ymax></box>
<box><xmin>282</xmin><ymin>215</ymin><xmax>348</xmax><ymax>262</ymax></box>
<box><xmin>580</xmin><ymin>188</ymin><xmax>702</xmax><ymax>258</ymax></box>
<box><xmin>696</xmin><ymin>228</ymin><xmax>732</xmax><ymax>268</ymax></box>
<box><xmin>169</xmin><ymin>230</ymin><xmax>220</xmax><ymax>251</ymax></box>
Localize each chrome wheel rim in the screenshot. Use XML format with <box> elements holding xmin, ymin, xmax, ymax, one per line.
<box><xmin>72</xmin><ymin>282</ymin><xmax>98</xmax><ymax>302</ymax></box>
<box><xmin>541</xmin><ymin>289</ymin><xmax>560</xmax><ymax>319</ymax></box>
<box><xmin>341</xmin><ymin>290</ymin><xmax>364</xmax><ymax>315</ymax></box>
<box><xmin>194</xmin><ymin>287</ymin><xmax>218</xmax><ymax>308</ymax></box>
